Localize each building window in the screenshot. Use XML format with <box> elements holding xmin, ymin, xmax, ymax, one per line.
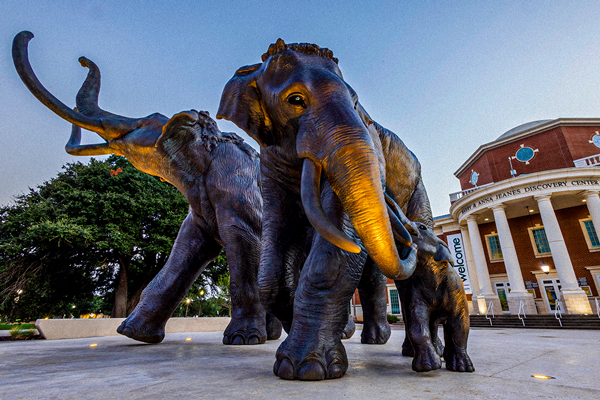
<box><xmin>485</xmin><ymin>233</ymin><xmax>503</xmax><ymax>262</ymax></box>
<box><xmin>527</xmin><ymin>226</ymin><xmax>551</xmax><ymax>257</ymax></box>
<box><xmin>389</xmin><ymin>289</ymin><xmax>401</xmax><ymax>314</ymax></box>
<box><xmin>579</xmin><ymin>218</ymin><xmax>600</xmax><ymax>252</ymax></box>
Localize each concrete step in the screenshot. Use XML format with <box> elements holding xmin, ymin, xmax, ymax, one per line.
<box><xmin>470</xmin><ymin>314</ymin><xmax>600</xmax><ymax>329</ymax></box>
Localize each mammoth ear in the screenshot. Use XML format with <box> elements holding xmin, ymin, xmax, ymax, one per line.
<box><xmin>344</xmin><ymin>82</ymin><xmax>374</xmax><ymax>127</ymax></box>
<box><xmin>434</xmin><ymin>242</ymin><xmax>454</xmax><ymax>265</ymax></box>
<box><xmin>217</xmin><ymin>63</ymin><xmax>274</xmax><ymax>148</ymax></box>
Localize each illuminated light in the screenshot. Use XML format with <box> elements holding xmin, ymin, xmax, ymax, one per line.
<box><xmin>582</xmin><ymin>199</ymin><xmax>587</xmax><ymax>202</ymax></box>
<box><xmin>541</xmin><ymin>264</ymin><xmax>550</xmax><ymax>274</ymax></box>
<box><xmin>199</xmin><ymin>290</ymin><xmax>205</xmax><ymax>296</ymax></box>
<box><xmin>44</xmin><ymin>317</ymin><xmax>49</xmax><ymax>320</ymax></box>
<box><xmin>529</xmin><ymin>209</ymin><xmax>534</xmax><ymax>213</ymax></box>
<box><xmin>72</xmin><ymin>305</ymin><xmax>76</xmax><ymax>309</ymax></box>
<box><xmin>186</xmin><ymin>337</ymin><xmax>192</xmax><ymax>341</ymax></box>
<box><xmin>532</xmin><ymin>374</ymin><xmax>555</xmax><ymax>380</ymax></box>
<box><xmin>484</xmin><ymin>218</ymin><xmax>489</xmax><ymax>221</ymax></box>
<box><xmin>186</xmin><ymin>298</ymin><xmax>191</xmax><ymax>304</ymax></box>
<box><xmin>89</xmin><ymin>343</ymin><xmax>98</xmax><ymax>347</ymax></box>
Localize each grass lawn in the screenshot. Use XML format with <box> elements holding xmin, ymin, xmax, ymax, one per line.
<box><xmin>0</xmin><ymin>323</ymin><xmax>36</xmax><ymax>330</ymax></box>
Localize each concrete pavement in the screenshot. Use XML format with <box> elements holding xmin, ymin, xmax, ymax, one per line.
<box><xmin>1</xmin><ymin>327</ymin><xmax>599</xmax><ymax>399</ymax></box>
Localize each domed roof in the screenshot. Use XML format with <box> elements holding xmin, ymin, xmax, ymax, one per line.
<box><xmin>496</xmin><ymin>120</ymin><xmax>553</xmax><ymax>141</ymax></box>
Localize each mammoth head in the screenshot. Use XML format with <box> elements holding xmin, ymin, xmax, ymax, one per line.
<box><xmin>217</xmin><ymin>39</ymin><xmax>416</xmax><ymax>280</ymax></box>
<box><xmin>411</xmin><ymin>222</ymin><xmax>455</xmax><ymax>266</ymax></box>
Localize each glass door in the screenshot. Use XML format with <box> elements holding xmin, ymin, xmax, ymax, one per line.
<box><xmin>541</xmin><ymin>278</ymin><xmax>562</xmax><ymax>312</ymax></box>
<box><xmin>494</xmin><ymin>281</ymin><xmax>511</xmax><ymax>314</ymax></box>
<box><xmin>389</xmin><ymin>289</ymin><xmax>401</xmax><ymax>314</ymax></box>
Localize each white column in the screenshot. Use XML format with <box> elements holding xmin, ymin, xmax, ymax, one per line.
<box><xmin>491</xmin><ymin>204</ymin><xmax>537</xmax><ymax>314</ymax></box>
<box><xmin>460</xmin><ymin>226</ymin><xmax>480</xmax><ymax>315</ymax></box>
<box><xmin>535</xmin><ymin>195</ymin><xmax>592</xmax><ymax>314</ymax></box>
<box><xmin>466</xmin><ymin>215</ymin><xmax>502</xmax><ymax>315</ymax></box>
<box><xmin>584</xmin><ymin>191</ymin><xmax>600</xmax><ymax>232</ymax></box>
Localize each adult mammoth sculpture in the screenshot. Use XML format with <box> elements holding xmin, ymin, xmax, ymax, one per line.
<box><xmin>12</xmin><ymin>31</ymin><xmax>281</xmax><ymax>345</ymax></box>
<box><xmin>217</xmin><ymin>39</ymin><xmax>426</xmax><ymax>380</ymax></box>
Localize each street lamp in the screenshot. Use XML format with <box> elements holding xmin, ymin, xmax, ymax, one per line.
<box><xmin>197</xmin><ymin>289</ymin><xmax>205</xmax><ymax>317</ymax></box>
<box><xmin>185</xmin><ymin>298</ymin><xmax>191</xmax><ymax>317</ymax></box>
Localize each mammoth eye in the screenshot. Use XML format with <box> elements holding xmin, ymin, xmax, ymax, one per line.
<box><xmin>419</xmin><ymin>224</ymin><xmax>427</xmax><ymax>230</ymax></box>
<box><xmin>287</xmin><ymin>94</ymin><xmax>306</xmax><ymax>108</ymax></box>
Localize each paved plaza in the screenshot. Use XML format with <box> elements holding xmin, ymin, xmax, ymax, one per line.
<box><xmin>1</xmin><ymin>327</ymin><xmax>599</xmax><ymax>399</ymax></box>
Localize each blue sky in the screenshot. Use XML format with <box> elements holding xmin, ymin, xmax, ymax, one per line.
<box><xmin>2</xmin><ymin>1</ymin><xmax>600</xmax><ymax>216</ymax></box>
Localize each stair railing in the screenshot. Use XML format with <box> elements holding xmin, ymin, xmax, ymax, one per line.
<box><xmin>485</xmin><ymin>301</ymin><xmax>495</xmax><ymax>326</ymax></box>
<box><xmin>595</xmin><ymin>298</ymin><xmax>599</xmax><ymax>319</ymax></box>
<box><xmin>554</xmin><ymin>300</ymin><xmax>563</xmax><ymax>327</ymax></box>
<box><xmin>518</xmin><ymin>300</ymin><xmax>526</xmax><ymax>327</ymax></box>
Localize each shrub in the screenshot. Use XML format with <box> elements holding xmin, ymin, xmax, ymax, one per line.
<box><xmin>387</xmin><ymin>314</ymin><xmax>399</xmax><ymax>323</ymax></box>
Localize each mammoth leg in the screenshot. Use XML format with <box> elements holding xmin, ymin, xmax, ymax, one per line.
<box><xmin>357</xmin><ymin>257</ymin><xmax>391</xmax><ymax>344</ymax></box>
<box><xmin>258</xmin><ymin>176</ymin><xmax>311</xmax><ymax>333</ymax></box>
<box><xmin>118</xmin><ymin>213</ymin><xmax>222</xmax><ymax>343</ymax></box>
<box><xmin>218</xmin><ymin>216</ymin><xmax>269</xmax><ymax>345</ymax></box>
<box><xmin>274</xmin><ymin>183</ymin><xmax>367</xmax><ymax>381</ymax></box>
<box><xmin>443</xmin><ymin>275</ymin><xmax>474</xmax><ymax>372</ymax></box>
<box><xmin>399</xmin><ymin>285</ymin><xmax>442</xmax><ymax>372</ymax></box>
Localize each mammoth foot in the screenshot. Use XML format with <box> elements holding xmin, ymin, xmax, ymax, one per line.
<box><xmin>360</xmin><ymin>319</ymin><xmax>390</xmax><ymax>344</ymax></box>
<box><xmin>412</xmin><ymin>345</ymin><xmax>442</xmax><ymax>372</ymax></box>
<box><xmin>266</xmin><ymin>313</ymin><xmax>283</xmax><ymax>340</ymax></box>
<box><xmin>341</xmin><ymin>316</ymin><xmax>356</xmax><ymax>340</ymax></box>
<box><xmin>402</xmin><ymin>335</ymin><xmax>443</xmax><ymax>357</ymax></box>
<box><xmin>444</xmin><ymin>347</ymin><xmax>474</xmax><ymax>372</ymax></box>
<box><xmin>401</xmin><ymin>336</ymin><xmax>414</xmax><ymax>357</ymax></box>
<box><xmin>223</xmin><ymin>315</ymin><xmax>267</xmax><ymax>345</ymax></box>
<box><xmin>117</xmin><ymin>313</ymin><xmax>165</xmax><ymax>344</ymax></box>
<box><xmin>273</xmin><ymin>337</ymin><xmax>348</xmax><ymax>380</ymax></box>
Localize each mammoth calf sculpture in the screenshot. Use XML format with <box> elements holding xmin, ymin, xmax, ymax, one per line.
<box><xmin>393</xmin><ymin>221</ymin><xmax>474</xmax><ymax>372</ymax></box>
<box><xmin>12</xmin><ymin>31</ymin><xmax>281</xmax><ymax>345</ymax></box>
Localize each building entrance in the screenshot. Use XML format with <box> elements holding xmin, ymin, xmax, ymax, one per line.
<box><xmin>541</xmin><ymin>278</ymin><xmax>562</xmax><ymax>312</ymax></box>
<box><xmin>494</xmin><ymin>281</ymin><xmax>511</xmax><ymax>313</ymax></box>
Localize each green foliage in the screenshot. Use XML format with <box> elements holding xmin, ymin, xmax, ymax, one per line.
<box><xmin>387</xmin><ymin>314</ymin><xmax>399</xmax><ymax>323</ymax></box>
<box><xmin>9</xmin><ymin>325</ymin><xmax>35</xmax><ymax>339</ymax></box>
<box><xmin>172</xmin><ymin>250</ymin><xmax>231</xmax><ymax>318</ymax></box>
<box><xmin>0</xmin><ymin>156</ymin><xmax>188</xmax><ymax>321</ymax></box>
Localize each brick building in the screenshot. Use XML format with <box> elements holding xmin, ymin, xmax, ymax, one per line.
<box><xmin>352</xmin><ymin>118</ymin><xmax>600</xmax><ymax>320</ymax></box>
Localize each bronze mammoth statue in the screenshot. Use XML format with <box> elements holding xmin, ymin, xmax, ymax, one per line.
<box><xmin>12</xmin><ymin>31</ymin><xmax>281</xmax><ymax>345</ymax></box>
<box><xmin>217</xmin><ymin>39</ymin><xmax>422</xmax><ymax>380</ymax></box>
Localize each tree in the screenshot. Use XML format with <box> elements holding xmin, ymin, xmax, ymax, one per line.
<box><xmin>0</xmin><ymin>155</ymin><xmax>189</xmax><ymax>320</ymax></box>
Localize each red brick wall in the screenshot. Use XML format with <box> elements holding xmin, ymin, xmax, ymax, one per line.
<box><xmin>457</xmin><ymin>125</ymin><xmax>600</xmax><ymax>190</ymax></box>
<box><xmin>458</xmin><ymin>153</ymin><xmax>494</xmax><ymax>190</ymax></box>
<box><xmin>562</xmin><ymin>126</ymin><xmax>600</xmax><ymax>161</ymax></box>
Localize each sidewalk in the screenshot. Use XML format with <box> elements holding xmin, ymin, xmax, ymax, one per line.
<box><xmin>1</xmin><ymin>327</ymin><xmax>599</xmax><ymax>399</ymax></box>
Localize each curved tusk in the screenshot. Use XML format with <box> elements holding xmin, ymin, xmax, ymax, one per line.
<box><xmin>301</xmin><ymin>158</ymin><xmax>362</xmax><ymax>254</ymax></box>
<box><xmin>76</xmin><ymin>56</ymin><xmax>140</xmax><ymax>131</ymax></box>
<box><xmin>387</xmin><ymin>204</ymin><xmax>413</xmax><ymax>247</ymax></box>
<box><xmin>394</xmin><ymin>243</ymin><xmax>418</xmax><ymax>280</ymax></box>
<box><xmin>12</xmin><ymin>31</ymin><xmax>105</xmax><ymax>135</ymax></box>
<box><xmin>66</xmin><ymin>124</ymin><xmax>112</xmax><ymax>156</ymax></box>
<box><xmin>384</xmin><ymin>192</ymin><xmax>413</xmax><ymax>247</ymax></box>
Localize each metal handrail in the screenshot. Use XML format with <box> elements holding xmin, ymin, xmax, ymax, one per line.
<box><xmin>485</xmin><ymin>301</ymin><xmax>495</xmax><ymax>326</ymax></box>
<box><xmin>518</xmin><ymin>300</ymin><xmax>526</xmax><ymax>327</ymax></box>
<box><xmin>554</xmin><ymin>300</ymin><xmax>563</xmax><ymax>327</ymax></box>
<box><xmin>595</xmin><ymin>298</ymin><xmax>600</xmax><ymax>319</ymax></box>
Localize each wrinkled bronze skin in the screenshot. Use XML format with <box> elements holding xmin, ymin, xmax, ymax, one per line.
<box><xmin>12</xmin><ymin>31</ymin><xmax>281</xmax><ymax>345</ymax></box>
<box><xmin>395</xmin><ymin>222</ymin><xmax>474</xmax><ymax>372</ymax></box>
<box><xmin>218</xmin><ymin>40</ymin><xmax>422</xmax><ymax>380</ymax></box>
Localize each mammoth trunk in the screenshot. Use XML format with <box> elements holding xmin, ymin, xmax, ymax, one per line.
<box><xmin>299</xmin><ymin>120</ymin><xmax>414</xmax><ymax>280</ymax></box>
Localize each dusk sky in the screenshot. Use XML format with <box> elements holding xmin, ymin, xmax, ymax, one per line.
<box><xmin>2</xmin><ymin>1</ymin><xmax>600</xmax><ymax>217</ymax></box>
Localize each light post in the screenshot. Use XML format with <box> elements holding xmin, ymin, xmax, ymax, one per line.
<box><xmin>197</xmin><ymin>289</ymin><xmax>205</xmax><ymax>317</ymax></box>
<box><xmin>185</xmin><ymin>298</ymin><xmax>191</xmax><ymax>317</ymax></box>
